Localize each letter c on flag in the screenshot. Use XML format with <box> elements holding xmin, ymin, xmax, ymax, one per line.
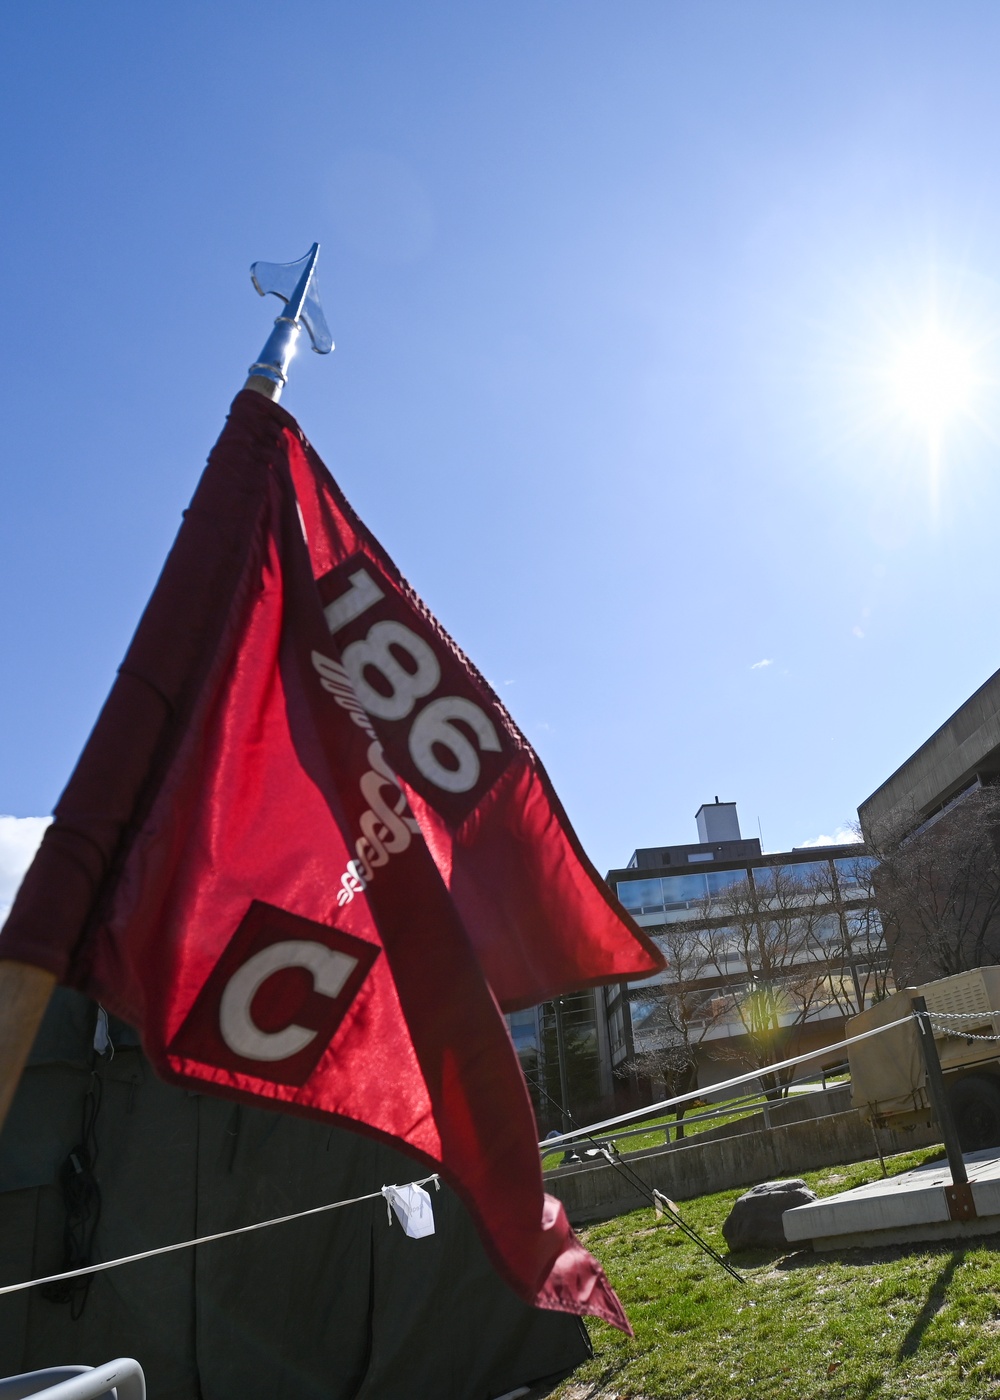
<box><xmin>219</xmin><ymin>939</ymin><xmax>359</xmax><ymax>1062</ymax></box>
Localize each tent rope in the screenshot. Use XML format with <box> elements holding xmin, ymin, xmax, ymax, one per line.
<box><xmin>529</xmin><ymin>1073</ymin><xmax>746</xmax><ymax>1284</ymax></box>
<box><xmin>0</xmin><ymin>1173</ymin><xmax>440</xmax><ymax>1298</ymax></box>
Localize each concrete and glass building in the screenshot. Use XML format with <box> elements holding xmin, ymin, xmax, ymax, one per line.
<box><xmin>859</xmin><ymin>665</ymin><xmax>1000</xmax><ymax>839</ymax></box>
<box><xmin>507</xmin><ymin>994</ymin><xmax>614</xmax><ymax>1136</ymax></box>
<box><xmin>859</xmin><ymin>665</ymin><xmax>1000</xmax><ymax>981</ymax></box>
<box><xmin>604</xmin><ymin>800</ymin><xmax>883</xmax><ymax>1102</ymax></box>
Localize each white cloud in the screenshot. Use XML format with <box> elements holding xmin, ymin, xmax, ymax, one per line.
<box><xmin>852</xmin><ymin>626</ymin><xmax>865</xmax><ymax>638</ymax></box>
<box><xmin>750</xmin><ymin>658</ymin><xmax>773</xmax><ymax>670</ymax></box>
<box><xmin>0</xmin><ymin>816</ymin><xmax>51</xmax><ymax>927</ymax></box>
<box><xmin>798</xmin><ymin>826</ymin><xmax>862</xmax><ymax>848</ymax></box>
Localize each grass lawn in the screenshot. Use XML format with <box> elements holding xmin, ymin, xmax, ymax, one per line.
<box><xmin>550</xmin><ymin>1146</ymin><xmax>1000</xmax><ymax>1399</ymax></box>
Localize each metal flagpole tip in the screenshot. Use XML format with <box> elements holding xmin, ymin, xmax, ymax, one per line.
<box><xmin>245</xmin><ymin>243</ymin><xmax>334</xmax><ymax>402</ymax></box>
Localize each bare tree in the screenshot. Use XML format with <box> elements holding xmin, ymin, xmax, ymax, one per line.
<box><xmin>862</xmin><ymin>786</ymin><xmax>1000</xmax><ymax>984</ymax></box>
<box><xmin>691</xmin><ymin>863</ymin><xmax>888</xmax><ymax>1095</ymax></box>
<box><xmin>617</xmin><ymin>856</ymin><xmax>889</xmax><ymax>1113</ymax></box>
<box><xmin>815</xmin><ymin>851</ymin><xmax>894</xmax><ymax>1009</ymax></box>
<box><xmin>618</xmin><ymin>924</ymin><xmax>725</xmax><ymax>1137</ymax></box>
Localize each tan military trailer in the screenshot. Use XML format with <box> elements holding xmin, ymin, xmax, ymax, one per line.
<box><xmin>847</xmin><ymin>967</ymin><xmax>1000</xmax><ymax>1152</ymax></box>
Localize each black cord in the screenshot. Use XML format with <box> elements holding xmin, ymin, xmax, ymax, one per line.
<box><xmin>41</xmin><ymin>1071</ymin><xmax>104</xmax><ymax>1318</ymax></box>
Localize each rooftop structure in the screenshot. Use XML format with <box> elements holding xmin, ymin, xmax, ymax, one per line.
<box><xmin>626</xmin><ymin>798</ymin><xmax>760</xmax><ymax>870</ymax></box>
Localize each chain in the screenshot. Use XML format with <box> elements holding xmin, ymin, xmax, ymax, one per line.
<box><xmin>926</xmin><ymin>1014</ymin><xmax>1000</xmax><ymax>1043</ymax></box>
<box><xmin>923</xmin><ymin>1009</ymin><xmax>1000</xmax><ymax>1020</ymax></box>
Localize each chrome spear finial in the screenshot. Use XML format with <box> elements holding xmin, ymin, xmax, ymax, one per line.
<box><xmin>244</xmin><ymin>243</ymin><xmax>334</xmax><ymax>401</ymax></box>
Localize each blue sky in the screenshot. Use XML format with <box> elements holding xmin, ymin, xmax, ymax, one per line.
<box><xmin>4</xmin><ymin>2</ymin><xmax>1000</xmax><ymax>901</ymax></box>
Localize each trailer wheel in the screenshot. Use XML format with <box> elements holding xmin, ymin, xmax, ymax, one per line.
<box><xmin>947</xmin><ymin>1076</ymin><xmax>1000</xmax><ymax>1152</ymax></box>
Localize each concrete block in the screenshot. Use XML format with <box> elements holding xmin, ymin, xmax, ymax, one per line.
<box><xmin>783</xmin><ymin>1147</ymin><xmax>1000</xmax><ymax>1250</ymax></box>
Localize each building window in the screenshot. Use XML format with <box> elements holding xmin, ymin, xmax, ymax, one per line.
<box><xmin>616</xmin><ymin>878</ymin><xmax>665</xmax><ymax>915</ymax></box>
<box><xmin>752</xmin><ymin>860</ymin><xmax>832</xmax><ymax>892</ymax></box>
<box><xmin>833</xmin><ymin>855</ymin><xmax>877</xmax><ymax>892</ymax></box>
<box><xmin>609</xmin><ymin>1005</ymin><xmax>626</xmax><ymax>1060</ymax></box>
<box><xmin>662</xmin><ymin>872</ymin><xmax>710</xmax><ymax>906</ymax></box>
<box><xmin>706</xmin><ymin>868</ymin><xmax>748</xmax><ymax>897</ymax></box>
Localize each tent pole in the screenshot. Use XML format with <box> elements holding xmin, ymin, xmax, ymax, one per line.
<box><xmin>0</xmin><ymin>960</ymin><xmax>56</xmax><ymax>1132</ymax></box>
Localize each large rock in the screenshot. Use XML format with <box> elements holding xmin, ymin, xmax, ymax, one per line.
<box><xmin>722</xmin><ymin>1179</ymin><xmax>817</xmax><ymax>1251</ymax></box>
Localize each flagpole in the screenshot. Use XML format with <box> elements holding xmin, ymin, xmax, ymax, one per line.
<box><xmin>0</xmin><ymin>245</ymin><xmax>334</xmax><ymax>1135</ymax></box>
<box><xmin>244</xmin><ymin>242</ymin><xmax>333</xmax><ymax>401</ymax></box>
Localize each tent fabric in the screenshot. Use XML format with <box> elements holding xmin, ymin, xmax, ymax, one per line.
<box><xmin>0</xmin><ymin>992</ymin><xmax>590</xmax><ymax>1400</ymax></box>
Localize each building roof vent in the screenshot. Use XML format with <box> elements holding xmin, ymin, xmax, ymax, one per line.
<box><xmin>695</xmin><ymin>800</ymin><xmax>741</xmax><ymax>844</ymax></box>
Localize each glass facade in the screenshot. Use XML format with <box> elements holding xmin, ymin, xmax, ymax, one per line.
<box><xmin>608</xmin><ymin>1003</ymin><xmax>626</xmax><ymax>1061</ymax></box>
<box><xmin>508</xmin><ymin>991</ymin><xmax>607</xmax><ymax>1134</ymax></box>
<box><xmin>706</xmin><ymin>867</ymin><xmax>749</xmax><ymax>897</ymax></box>
<box><xmin>845</xmin><ymin>907</ymin><xmax>882</xmax><ymax>938</ymax></box>
<box><xmin>615</xmin><ymin>878</ymin><xmax>665</xmax><ymax>915</ymax></box>
<box><xmin>617</xmin><ymin>855</ymin><xmax>877</xmax><ymax>923</ymax></box>
<box><xmin>615</xmin><ymin>867</ymin><xmax>753</xmax><ymax>921</ymax></box>
<box><xmin>753</xmin><ymin>860</ymin><xmax>831</xmax><ymax>892</ymax></box>
<box><xmin>507</xmin><ymin>1007</ymin><xmax>539</xmax><ymax>1063</ymax></box>
<box><xmin>607</xmin><ymin>843</ymin><xmax>886</xmax><ymax>1101</ymax></box>
<box><xmin>834</xmin><ymin>855</ymin><xmax>877</xmax><ymax>892</ymax></box>
<box><xmin>815</xmin><ymin>913</ymin><xmax>841</xmax><ymax>943</ymax></box>
<box><xmin>628</xmin><ymin>997</ymin><xmax>660</xmax><ymax>1032</ymax></box>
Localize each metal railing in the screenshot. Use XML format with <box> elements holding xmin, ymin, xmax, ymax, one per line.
<box><xmin>541</xmin><ymin>1065</ymin><xmax>852</xmax><ymax>1162</ymax></box>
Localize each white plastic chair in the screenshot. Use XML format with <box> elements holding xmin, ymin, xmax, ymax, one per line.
<box><xmin>0</xmin><ymin>1359</ymin><xmax>144</xmax><ymax>1400</ymax></box>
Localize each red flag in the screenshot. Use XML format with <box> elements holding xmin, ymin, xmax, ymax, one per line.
<box><xmin>2</xmin><ymin>391</ymin><xmax>662</xmax><ymax>1326</ymax></box>
<box><xmin>282</xmin><ymin>407</ymin><xmax>662</xmax><ymax>1011</ymax></box>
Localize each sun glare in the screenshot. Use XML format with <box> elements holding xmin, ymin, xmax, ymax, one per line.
<box><xmin>887</xmin><ymin>324</ymin><xmax>977</xmax><ymax>436</ymax></box>
<box><xmin>824</xmin><ymin>268</ymin><xmax>1000</xmax><ymax>510</ymax></box>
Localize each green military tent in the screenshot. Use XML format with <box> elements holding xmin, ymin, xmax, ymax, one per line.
<box><xmin>0</xmin><ymin>991</ymin><xmax>590</xmax><ymax>1400</ymax></box>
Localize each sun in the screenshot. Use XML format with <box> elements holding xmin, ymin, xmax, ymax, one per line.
<box><xmin>886</xmin><ymin>324</ymin><xmax>978</xmax><ymax>437</ymax></box>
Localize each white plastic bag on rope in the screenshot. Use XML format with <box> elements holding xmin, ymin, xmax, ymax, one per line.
<box><xmin>382</xmin><ymin>1183</ymin><xmax>435</xmax><ymax>1238</ymax></box>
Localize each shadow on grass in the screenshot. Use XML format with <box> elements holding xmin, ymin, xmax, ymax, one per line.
<box><xmin>770</xmin><ymin>1231</ymin><xmax>1000</xmax><ymax>1272</ymax></box>
<box><xmin>806</xmin><ymin>1247</ymin><xmax>969</xmax><ymax>1397</ymax></box>
<box><xmin>895</xmin><ymin>1249</ymin><xmax>965</xmax><ymax>1360</ymax></box>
